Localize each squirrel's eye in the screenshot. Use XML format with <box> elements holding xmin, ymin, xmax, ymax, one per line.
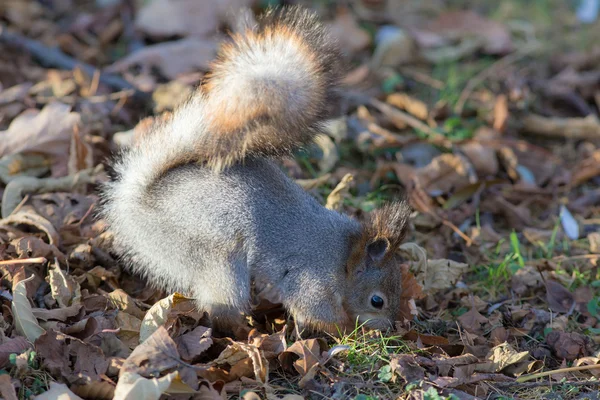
<box><xmin>370</xmin><ymin>295</ymin><xmax>384</xmax><ymax>309</ymax></box>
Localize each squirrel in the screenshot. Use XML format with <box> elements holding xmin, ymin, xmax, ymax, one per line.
<box><xmin>100</xmin><ymin>6</ymin><xmax>411</xmax><ymax>332</ymax></box>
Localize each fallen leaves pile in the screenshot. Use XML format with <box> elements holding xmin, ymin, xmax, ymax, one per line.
<box><xmin>1</xmin><ymin>0</ymin><xmax>600</xmax><ymax>399</ymax></box>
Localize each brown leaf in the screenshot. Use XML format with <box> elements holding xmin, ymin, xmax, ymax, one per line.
<box><xmin>70</xmin><ymin>340</ymin><xmax>109</xmax><ymax>383</ymax></box>
<box><xmin>414</xmin><ymin>153</ymin><xmax>474</xmax><ymax>196</ymax></box>
<box><xmin>135</xmin><ymin>0</ymin><xmax>253</xmax><ymax>38</ymax></box>
<box><xmin>546</xmin><ymin>280</ymin><xmax>575</xmax><ymax>313</ymax></box>
<box><xmin>389</xmin><ymin>354</ymin><xmax>425</xmax><ymax>383</ymax></box>
<box><xmin>279</xmin><ymin>339</ymin><xmax>327</xmax><ymax>376</ymax></box>
<box><xmin>386</xmin><ymin>93</ymin><xmax>428</xmax><ymax>120</ymax></box>
<box><xmin>0</xmin><ymin>336</ymin><xmax>31</xmax><ymax>368</ymax></box>
<box><xmin>107</xmin><ymin>289</ymin><xmax>146</xmax><ymax>320</ymax></box>
<box><xmin>476</xmin><ymin>342</ymin><xmax>529</xmax><ymax>373</ymax></box>
<box><xmin>32</xmin><ymin>304</ymin><xmax>82</xmax><ymax>321</ymax></box>
<box><xmin>493</xmin><ymin>94</ymin><xmax>509</xmax><ymax>132</ymax></box>
<box><xmin>402</xmin><ymin>331</ymin><xmax>449</xmax><ymax>346</ymax></box>
<box><xmin>107</xmin><ymin>38</ymin><xmax>217</xmax><ymax>80</ymax></box>
<box><xmin>398</xmin><ymin>264</ymin><xmax>424</xmax><ymax>320</ymax></box>
<box><xmin>0</xmin><ymin>375</ymin><xmax>18</xmax><ymax>400</ymax></box>
<box><xmin>327</xmin><ymin>7</ymin><xmax>371</xmax><ymax>54</ymax></box>
<box><xmin>546</xmin><ymin>331</ymin><xmax>594</xmax><ymax>361</ymax></box>
<box><xmin>422</xmin><ymin>10</ymin><xmax>513</xmax><ymax>54</ymax></box>
<box><xmin>248</xmin><ymin>327</ymin><xmax>286</xmax><ymax>359</ymax></box>
<box><xmin>122</xmin><ymin>326</ymin><xmax>183</xmax><ymax>378</ymax></box>
<box><xmin>0</xmin><ymin>103</ymin><xmax>80</xmax><ymax>177</ymax></box>
<box><xmin>457</xmin><ymin>308</ymin><xmax>488</xmax><ymax>334</ymax></box>
<box><xmin>175</xmin><ymin>325</ymin><xmax>213</xmax><ymax>361</ymax></box>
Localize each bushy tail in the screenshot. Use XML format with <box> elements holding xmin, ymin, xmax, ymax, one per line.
<box><xmin>197</xmin><ymin>6</ymin><xmax>342</xmax><ymax>169</ymax></box>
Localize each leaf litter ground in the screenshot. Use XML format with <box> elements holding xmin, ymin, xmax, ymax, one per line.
<box><xmin>0</xmin><ymin>0</ymin><xmax>599</xmax><ymax>399</ymax></box>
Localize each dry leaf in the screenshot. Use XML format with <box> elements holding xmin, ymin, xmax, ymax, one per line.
<box><xmin>135</xmin><ymin>0</ymin><xmax>253</xmax><ymax>38</ymax></box>
<box><xmin>422</xmin><ymin>10</ymin><xmax>513</xmax><ymax>54</ymax></box>
<box><xmin>0</xmin><ymin>373</ymin><xmax>17</xmax><ymax>400</ymax></box>
<box><xmin>175</xmin><ymin>325</ymin><xmax>213</xmax><ymax>361</ymax></box>
<box><xmin>327</xmin><ymin>7</ymin><xmax>371</xmax><ymax>54</ymax></box>
<box><xmin>140</xmin><ymin>293</ymin><xmax>194</xmax><ymax>343</ymax></box>
<box><xmin>32</xmin><ymin>304</ymin><xmax>82</xmax><ymax>321</ymax></box>
<box><xmin>34</xmin><ymin>382</ymin><xmax>83</xmax><ymax>400</ymax></box>
<box><xmin>107</xmin><ymin>289</ymin><xmax>146</xmax><ymax>320</ymax></box>
<box><xmin>546</xmin><ymin>280</ymin><xmax>575</xmax><ymax>313</ymax></box>
<box><xmin>546</xmin><ymin>331</ymin><xmax>594</xmax><ymax>361</ymax></box>
<box><xmin>11</xmin><ymin>275</ymin><xmax>45</xmax><ymax>342</ymax></box>
<box><xmin>0</xmin><ymin>336</ymin><xmax>31</xmax><ymax>368</ymax></box>
<box><xmin>476</xmin><ymin>342</ymin><xmax>529</xmax><ymax>373</ymax></box>
<box><xmin>279</xmin><ymin>339</ymin><xmax>327</xmax><ymax>376</ymax></box>
<box><xmin>113</xmin><ymin>371</ymin><xmax>176</xmax><ymax>400</ymax></box>
<box><xmin>457</xmin><ymin>308</ymin><xmax>488</xmax><ymax>334</ymax></box>
<box><xmin>386</xmin><ymin>93</ymin><xmax>428</xmax><ymax>120</ymax></box>
<box><xmin>48</xmin><ymin>261</ymin><xmax>81</xmax><ymax>308</ymax></box>
<box><xmin>325</xmin><ymin>173</ymin><xmax>353</xmax><ymax>211</ymax></box>
<box><xmin>0</xmin><ymin>103</ymin><xmax>81</xmax><ymax>177</ymax></box>
<box><xmin>414</xmin><ymin>153</ymin><xmax>473</xmax><ymax>196</ymax></box>
<box><xmin>107</xmin><ymin>39</ymin><xmax>217</xmax><ymax>80</ymax></box>
<box><xmin>399</xmin><ymin>243</ymin><xmax>467</xmax><ymax>293</ymax></box>
<box><xmin>389</xmin><ymin>354</ymin><xmax>425</xmax><ymax>383</ymax></box>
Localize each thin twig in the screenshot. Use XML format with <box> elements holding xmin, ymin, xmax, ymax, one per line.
<box><xmin>496</xmin><ymin>379</ymin><xmax>600</xmax><ymax>389</ymax></box>
<box><xmin>0</xmin><ymin>257</ymin><xmax>47</xmax><ymax>266</ymax></box>
<box><xmin>517</xmin><ymin>364</ymin><xmax>600</xmax><ymax>383</ymax></box>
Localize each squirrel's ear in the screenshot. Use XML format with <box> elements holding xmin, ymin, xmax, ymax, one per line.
<box><xmin>366</xmin><ymin>238</ymin><xmax>390</xmax><ymax>262</ymax></box>
<box><xmin>366</xmin><ymin>200</ymin><xmax>411</xmax><ymax>261</ymax></box>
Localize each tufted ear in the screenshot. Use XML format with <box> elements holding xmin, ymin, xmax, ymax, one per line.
<box><xmin>367</xmin><ymin>237</ymin><xmax>390</xmax><ymax>262</ymax></box>
<box><xmin>366</xmin><ymin>200</ymin><xmax>411</xmax><ymax>262</ymax></box>
<box><xmin>347</xmin><ymin>200</ymin><xmax>411</xmax><ymax>275</ymax></box>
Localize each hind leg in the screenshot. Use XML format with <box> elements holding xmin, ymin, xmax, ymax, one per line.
<box><xmin>191</xmin><ymin>253</ymin><xmax>251</xmax><ymax>336</ymax></box>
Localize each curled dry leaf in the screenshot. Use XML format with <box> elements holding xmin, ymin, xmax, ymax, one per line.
<box><xmin>107</xmin><ymin>289</ymin><xmax>147</xmax><ymax>320</ymax></box>
<box><xmin>398</xmin><ymin>242</ymin><xmax>467</xmax><ymax>293</ymax></box>
<box><xmin>457</xmin><ymin>308</ymin><xmax>489</xmax><ymax>335</ymax></box>
<box><xmin>0</xmin><ymin>211</ymin><xmax>60</xmax><ymax>244</ymax></box>
<box><xmin>11</xmin><ymin>275</ymin><xmax>45</xmax><ymax>342</ymax></box>
<box><xmin>325</xmin><ymin>173</ymin><xmax>353</xmax><ymax>211</ymax></box>
<box><xmin>175</xmin><ymin>325</ymin><xmax>213</xmax><ymax>361</ymax></box>
<box><xmin>0</xmin><ymin>102</ymin><xmax>81</xmax><ymax>177</ymax></box>
<box><xmin>389</xmin><ymin>354</ymin><xmax>426</xmax><ymax>383</ymax></box>
<box><xmin>139</xmin><ymin>292</ymin><xmax>194</xmax><ymax>343</ymax></box>
<box><xmin>414</xmin><ymin>153</ymin><xmax>474</xmax><ymax>196</ymax></box>
<box><xmin>476</xmin><ymin>342</ymin><xmax>529</xmax><ymax>373</ymax></box>
<box><xmin>248</xmin><ymin>327</ymin><xmax>287</xmax><ymax>360</ymax></box>
<box><xmin>48</xmin><ymin>261</ymin><xmax>81</xmax><ymax>308</ymax></box>
<box><xmin>206</xmin><ymin>340</ymin><xmax>268</xmax><ymax>383</ymax></box>
<box><xmin>279</xmin><ymin>338</ymin><xmax>327</xmax><ymax>377</ymax></box>
<box><xmin>574</xmin><ymin>357</ymin><xmax>600</xmax><ymax>377</ymax></box>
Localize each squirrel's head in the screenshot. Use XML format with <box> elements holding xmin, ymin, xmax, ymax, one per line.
<box><xmin>345</xmin><ymin>201</ymin><xmax>411</xmax><ymax>330</ymax></box>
